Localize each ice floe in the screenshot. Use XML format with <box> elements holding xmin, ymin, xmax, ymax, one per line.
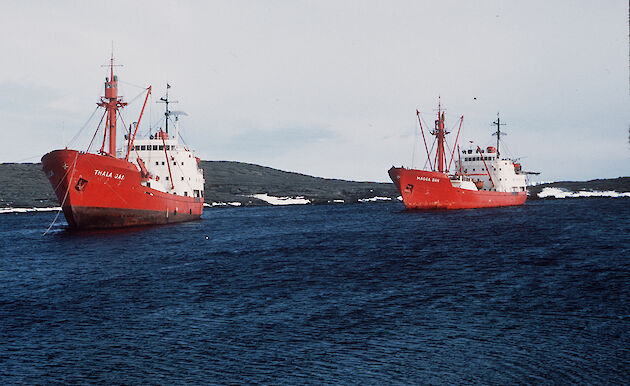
<box><xmin>358</xmin><ymin>196</ymin><xmax>393</xmax><ymax>202</ymax></box>
<box><xmin>250</xmin><ymin>194</ymin><xmax>311</xmax><ymax>205</ymax></box>
<box><xmin>204</xmin><ymin>202</ymin><xmax>242</xmax><ymax>207</ymax></box>
<box><xmin>0</xmin><ymin>207</ymin><xmax>61</xmax><ymax>214</ymax></box>
<box><xmin>538</xmin><ymin>187</ymin><xmax>630</xmax><ymax>199</ymax></box>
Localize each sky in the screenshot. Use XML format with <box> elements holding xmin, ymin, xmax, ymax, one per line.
<box><xmin>1</xmin><ymin>0</ymin><xmax>628</xmax><ymax>182</ymax></box>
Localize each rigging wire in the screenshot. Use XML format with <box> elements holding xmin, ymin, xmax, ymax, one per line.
<box><xmin>444</xmin><ymin>139</ymin><xmax>453</xmax><ymax>170</ymax></box>
<box><xmin>86</xmin><ymin>110</ymin><xmax>108</xmax><ymax>153</ymax></box>
<box><xmin>411</xmin><ymin>122</ymin><xmax>418</xmax><ymax>169</ymax></box>
<box><xmin>125</xmin><ymin>87</ymin><xmax>151</xmax><ymax>105</ymax></box>
<box><xmin>178</xmin><ymin>131</ymin><xmax>190</xmax><ymax>149</ymax></box>
<box><xmin>13</xmin><ymin>154</ymin><xmax>48</xmax><ymax>163</ymax></box>
<box><xmin>119</xmin><ymin>79</ymin><xmax>150</xmax><ymax>90</ymax></box>
<box><xmin>42</xmin><ymin>152</ymin><xmax>79</xmax><ymax>236</ymax></box>
<box><xmin>423</xmin><ymin>137</ymin><xmax>437</xmax><ymax>170</ymax></box>
<box><xmin>66</xmin><ymin>106</ymin><xmax>100</xmax><ymax>148</ymax></box>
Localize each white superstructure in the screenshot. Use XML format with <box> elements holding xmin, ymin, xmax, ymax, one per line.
<box><xmin>123</xmin><ymin>134</ymin><xmax>204</xmax><ymax>199</ymax></box>
<box><xmin>120</xmin><ymin>85</ymin><xmax>204</xmax><ymax>200</ymax></box>
<box><xmin>117</xmin><ymin>92</ymin><xmax>204</xmax><ymax>200</ymax></box>
<box><xmin>454</xmin><ymin>145</ymin><xmax>526</xmax><ymax>193</ymax></box>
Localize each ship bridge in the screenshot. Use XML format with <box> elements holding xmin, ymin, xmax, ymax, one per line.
<box><xmin>120</xmin><ymin>131</ymin><xmax>204</xmax><ymax>199</ymax></box>
<box><xmin>455</xmin><ymin>146</ymin><xmax>526</xmax><ymax>193</ymax></box>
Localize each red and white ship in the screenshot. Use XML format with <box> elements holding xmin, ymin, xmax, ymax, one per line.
<box><xmin>389</xmin><ymin>100</ymin><xmax>535</xmax><ymax>210</ymax></box>
<box><xmin>41</xmin><ymin>54</ymin><xmax>204</xmax><ymax>229</ymax></box>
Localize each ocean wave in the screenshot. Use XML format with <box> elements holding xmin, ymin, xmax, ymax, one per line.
<box><xmin>0</xmin><ymin>207</ymin><xmax>61</xmax><ymax>214</ymax></box>
<box><xmin>538</xmin><ymin>187</ymin><xmax>630</xmax><ymax>199</ymax></box>
<box><xmin>249</xmin><ymin>194</ymin><xmax>311</xmax><ymax>205</ymax></box>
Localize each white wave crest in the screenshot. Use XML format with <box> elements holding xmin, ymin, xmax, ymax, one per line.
<box><xmin>250</xmin><ymin>194</ymin><xmax>311</xmax><ymax>205</ymax></box>
<box><xmin>538</xmin><ymin>187</ymin><xmax>630</xmax><ymax>199</ymax></box>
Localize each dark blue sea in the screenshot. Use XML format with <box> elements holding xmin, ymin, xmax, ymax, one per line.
<box><xmin>1</xmin><ymin>199</ymin><xmax>629</xmax><ymax>384</ymax></box>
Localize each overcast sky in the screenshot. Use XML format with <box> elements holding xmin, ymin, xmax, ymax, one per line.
<box><xmin>1</xmin><ymin>0</ymin><xmax>628</xmax><ymax>182</ymax></box>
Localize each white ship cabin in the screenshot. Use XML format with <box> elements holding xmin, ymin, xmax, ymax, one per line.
<box><xmin>452</xmin><ymin>146</ymin><xmax>526</xmax><ymax>193</ymax></box>
<box><xmin>118</xmin><ymin>130</ymin><xmax>205</xmax><ymax>199</ymax></box>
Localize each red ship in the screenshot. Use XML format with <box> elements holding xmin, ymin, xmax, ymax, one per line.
<box><xmin>41</xmin><ymin>54</ymin><xmax>205</xmax><ymax>229</ymax></box>
<box><xmin>389</xmin><ymin>100</ymin><xmax>535</xmax><ymax>210</ymax></box>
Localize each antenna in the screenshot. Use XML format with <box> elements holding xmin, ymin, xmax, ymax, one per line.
<box><xmin>100</xmin><ymin>47</ymin><xmax>124</xmax><ymax>71</ymax></box>
<box><xmin>491</xmin><ymin>112</ymin><xmax>507</xmax><ymax>158</ymax></box>
<box><xmin>157</xmin><ymin>83</ymin><xmax>178</xmax><ymax>135</ymax></box>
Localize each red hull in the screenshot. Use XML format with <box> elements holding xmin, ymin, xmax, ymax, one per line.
<box><xmin>389</xmin><ymin>167</ymin><xmax>526</xmax><ymax>210</ymax></box>
<box><xmin>41</xmin><ymin>149</ymin><xmax>203</xmax><ymax>229</ymax></box>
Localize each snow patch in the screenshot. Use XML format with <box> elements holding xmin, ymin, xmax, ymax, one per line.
<box><xmin>358</xmin><ymin>196</ymin><xmax>393</xmax><ymax>203</ymax></box>
<box><xmin>538</xmin><ymin>187</ymin><xmax>630</xmax><ymax>199</ymax></box>
<box><xmin>0</xmin><ymin>207</ymin><xmax>61</xmax><ymax>214</ymax></box>
<box><xmin>250</xmin><ymin>194</ymin><xmax>311</xmax><ymax>205</ymax></box>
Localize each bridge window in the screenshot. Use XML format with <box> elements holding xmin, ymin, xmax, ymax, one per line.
<box><xmin>153</xmin><ymin>145</ymin><xmax>158</xmax><ymax>150</ymax></box>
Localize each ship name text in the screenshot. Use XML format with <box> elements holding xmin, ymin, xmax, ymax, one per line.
<box><xmin>417</xmin><ymin>176</ymin><xmax>440</xmax><ymax>183</ymax></box>
<box><xmin>94</xmin><ymin>169</ymin><xmax>125</xmax><ymax>180</ymax></box>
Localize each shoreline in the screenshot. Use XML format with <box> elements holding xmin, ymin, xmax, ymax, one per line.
<box><xmin>1</xmin><ymin>162</ymin><xmax>628</xmax><ymax>209</ymax></box>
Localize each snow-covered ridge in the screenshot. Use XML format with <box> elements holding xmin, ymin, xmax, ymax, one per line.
<box><xmin>538</xmin><ymin>187</ymin><xmax>630</xmax><ymax>199</ymax></box>
<box><xmin>1</xmin><ymin>207</ymin><xmax>61</xmax><ymax>214</ymax></box>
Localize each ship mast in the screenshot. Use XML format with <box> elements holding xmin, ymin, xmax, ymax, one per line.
<box><xmin>432</xmin><ymin>99</ymin><xmax>449</xmax><ymax>173</ymax></box>
<box><xmin>157</xmin><ymin>84</ymin><xmax>178</xmax><ymax>136</ymax></box>
<box><xmin>492</xmin><ymin>113</ymin><xmax>506</xmax><ymax>159</ymax></box>
<box><xmin>98</xmin><ymin>52</ymin><xmax>127</xmax><ymax>157</ymax></box>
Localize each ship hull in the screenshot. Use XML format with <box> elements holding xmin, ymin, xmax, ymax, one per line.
<box><xmin>41</xmin><ymin>149</ymin><xmax>203</xmax><ymax>229</ymax></box>
<box><xmin>388</xmin><ymin>167</ymin><xmax>526</xmax><ymax>210</ymax></box>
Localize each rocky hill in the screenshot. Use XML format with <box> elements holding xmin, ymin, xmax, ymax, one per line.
<box><xmin>1</xmin><ymin>162</ymin><xmax>627</xmax><ymax>208</ymax></box>
<box><xmin>0</xmin><ymin>161</ymin><xmax>399</xmax><ymax>208</ymax></box>
<box><xmin>527</xmin><ymin>177</ymin><xmax>630</xmax><ymax>199</ymax></box>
